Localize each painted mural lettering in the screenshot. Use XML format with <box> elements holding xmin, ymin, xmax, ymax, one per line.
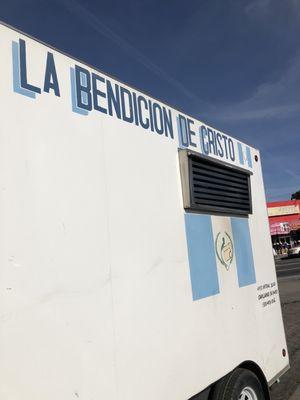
<box><xmin>12</xmin><ymin>39</ymin><xmax>60</xmax><ymax>98</ymax></box>
<box><xmin>70</xmin><ymin>65</ymin><xmax>174</xmax><ymax>138</ymax></box>
<box><xmin>199</xmin><ymin>124</ymin><xmax>235</xmax><ymax>162</ymax></box>
<box><xmin>11</xmin><ymin>37</ymin><xmax>253</xmax><ymax>170</ymax></box>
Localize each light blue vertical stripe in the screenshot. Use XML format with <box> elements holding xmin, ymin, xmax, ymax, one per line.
<box><xmin>80</xmin><ymin>71</ymin><xmax>89</xmax><ymax>106</ymax></box>
<box><xmin>231</xmin><ymin>217</ymin><xmax>256</xmax><ymax>287</ymax></box>
<box><xmin>12</xmin><ymin>41</ymin><xmax>36</xmax><ymax>99</ymax></box>
<box><xmin>246</xmin><ymin>146</ymin><xmax>253</xmax><ymax>168</ymax></box>
<box><xmin>176</xmin><ymin>116</ymin><xmax>184</xmax><ymax>148</ymax></box>
<box><xmin>184</xmin><ymin>213</ymin><xmax>220</xmax><ymax>300</ymax></box>
<box><xmin>176</xmin><ymin>116</ymin><xmax>188</xmax><ymax>148</ymax></box>
<box><xmin>237</xmin><ymin>142</ymin><xmax>244</xmax><ymax>165</ymax></box>
<box><xmin>198</xmin><ymin>128</ymin><xmax>204</xmax><ymax>154</ymax></box>
<box><xmin>70</xmin><ymin>67</ymin><xmax>88</xmax><ymax>116</ymax></box>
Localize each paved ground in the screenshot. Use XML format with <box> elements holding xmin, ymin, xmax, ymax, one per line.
<box><xmin>276</xmin><ymin>256</ymin><xmax>300</xmax><ymax>279</ymax></box>
<box><xmin>269</xmin><ymin>257</ymin><xmax>300</xmax><ymax>400</ymax></box>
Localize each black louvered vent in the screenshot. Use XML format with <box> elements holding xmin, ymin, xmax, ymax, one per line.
<box><xmin>188</xmin><ymin>154</ymin><xmax>252</xmax><ymax>215</ymax></box>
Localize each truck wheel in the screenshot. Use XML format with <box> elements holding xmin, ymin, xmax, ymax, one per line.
<box><xmin>210</xmin><ymin>368</ymin><xmax>266</xmax><ymax>400</ymax></box>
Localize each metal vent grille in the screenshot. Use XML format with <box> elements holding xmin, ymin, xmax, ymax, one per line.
<box><xmin>180</xmin><ymin>151</ymin><xmax>252</xmax><ymax>216</ymax></box>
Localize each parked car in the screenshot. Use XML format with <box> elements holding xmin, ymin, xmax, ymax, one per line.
<box><xmin>288</xmin><ymin>245</ymin><xmax>300</xmax><ymax>257</ymax></box>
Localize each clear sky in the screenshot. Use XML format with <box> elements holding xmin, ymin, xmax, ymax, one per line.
<box><xmin>1</xmin><ymin>0</ymin><xmax>299</xmax><ymax>201</ymax></box>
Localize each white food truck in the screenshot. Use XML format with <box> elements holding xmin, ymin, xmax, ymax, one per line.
<box><xmin>0</xmin><ymin>22</ymin><xmax>289</xmax><ymax>400</ymax></box>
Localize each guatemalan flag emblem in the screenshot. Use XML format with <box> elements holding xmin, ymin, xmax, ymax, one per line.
<box><xmin>184</xmin><ymin>213</ymin><xmax>256</xmax><ymax>301</ymax></box>
<box><xmin>215</xmin><ymin>231</ymin><xmax>234</xmax><ymax>271</ymax></box>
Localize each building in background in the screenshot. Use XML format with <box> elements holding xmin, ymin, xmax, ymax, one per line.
<box><xmin>267</xmin><ymin>200</ymin><xmax>300</xmax><ymax>253</ymax></box>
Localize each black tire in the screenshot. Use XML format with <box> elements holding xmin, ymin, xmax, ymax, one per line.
<box><xmin>210</xmin><ymin>368</ymin><xmax>266</xmax><ymax>400</ymax></box>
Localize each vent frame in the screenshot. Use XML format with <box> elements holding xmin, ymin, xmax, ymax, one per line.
<box><xmin>179</xmin><ymin>149</ymin><xmax>253</xmax><ymax>216</ymax></box>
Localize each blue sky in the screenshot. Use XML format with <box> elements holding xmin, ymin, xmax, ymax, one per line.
<box><xmin>1</xmin><ymin>0</ymin><xmax>299</xmax><ymax>201</ymax></box>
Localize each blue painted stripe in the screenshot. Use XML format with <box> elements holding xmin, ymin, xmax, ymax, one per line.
<box><xmin>176</xmin><ymin>116</ymin><xmax>188</xmax><ymax>148</ymax></box>
<box><xmin>231</xmin><ymin>217</ymin><xmax>256</xmax><ymax>287</ymax></box>
<box><xmin>184</xmin><ymin>213</ymin><xmax>220</xmax><ymax>300</ymax></box>
<box><xmin>79</xmin><ymin>71</ymin><xmax>89</xmax><ymax>106</ymax></box>
<box><xmin>198</xmin><ymin>127</ymin><xmax>205</xmax><ymax>154</ymax></box>
<box><xmin>237</xmin><ymin>142</ymin><xmax>244</xmax><ymax>165</ymax></box>
<box><xmin>70</xmin><ymin>67</ymin><xmax>88</xmax><ymax>116</ymax></box>
<box><xmin>12</xmin><ymin>41</ymin><xmax>36</xmax><ymax>99</ymax></box>
<box><xmin>246</xmin><ymin>146</ymin><xmax>253</xmax><ymax>168</ymax></box>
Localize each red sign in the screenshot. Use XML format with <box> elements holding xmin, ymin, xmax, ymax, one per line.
<box><xmin>269</xmin><ymin>218</ymin><xmax>300</xmax><ymax>235</ymax></box>
<box><xmin>269</xmin><ymin>222</ymin><xmax>290</xmax><ymax>235</ymax></box>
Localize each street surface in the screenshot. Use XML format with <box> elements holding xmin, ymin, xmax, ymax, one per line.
<box><xmin>270</xmin><ymin>257</ymin><xmax>300</xmax><ymax>400</ymax></box>
<box><xmin>276</xmin><ymin>257</ymin><xmax>300</xmax><ymax>279</ymax></box>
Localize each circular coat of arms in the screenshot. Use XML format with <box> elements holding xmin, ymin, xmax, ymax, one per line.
<box><xmin>215</xmin><ymin>232</ymin><xmax>234</xmax><ymax>271</ymax></box>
